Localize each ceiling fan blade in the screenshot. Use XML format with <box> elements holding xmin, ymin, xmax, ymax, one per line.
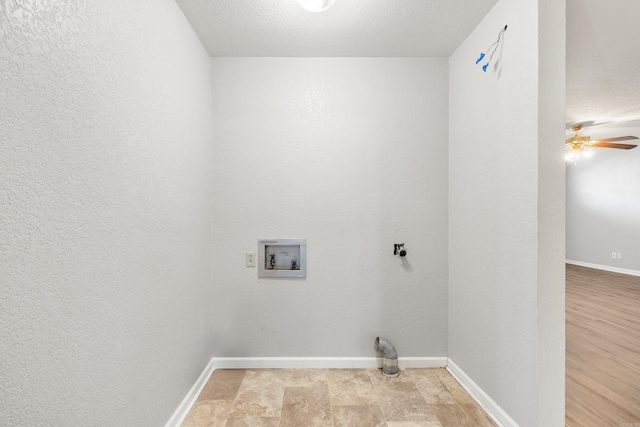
<box><xmin>590</xmin><ymin>141</ymin><xmax>638</xmax><ymax>150</ymax></box>
<box><xmin>591</xmin><ymin>136</ymin><xmax>639</xmax><ymax>144</ymax></box>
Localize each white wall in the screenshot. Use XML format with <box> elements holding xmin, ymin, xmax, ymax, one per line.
<box><xmin>0</xmin><ymin>1</ymin><xmax>212</xmax><ymax>425</ymax></box>
<box><xmin>211</xmin><ymin>58</ymin><xmax>449</xmax><ymax>358</ymax></box>
<box><xmin>537</xmin><ymin>1</ymin><xmax>566</xmax><ymax>424</ymax></box>
<box><xmin>566</xmin><ymin>122</ymin><xmax>640</xmax><ymax>272</ymax></box>
<box><xmin>448</xmin><ymin>0</ymin><xmax>565</xmax><ymax>425</ymax></box>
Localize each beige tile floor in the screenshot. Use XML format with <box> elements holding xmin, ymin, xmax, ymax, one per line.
<box><xmin>181</xmin><ymin>368</ymin><xmax>497</xmax><ymax>427</ymax></box>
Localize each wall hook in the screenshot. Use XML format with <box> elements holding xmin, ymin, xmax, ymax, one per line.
<box><xmin>394</xmin><ymin>243</ymin><xmax>406</xmax><ymax>257</ymax></box>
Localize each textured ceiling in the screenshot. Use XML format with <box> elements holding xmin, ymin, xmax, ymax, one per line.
<box><xmin>566</xmin><ymin>0</ymin><xmax>640</xmax><ymax>124</ymax></box>
<box><xmin>174</xmin><ymin>0</ymin><xmax>640</xmax><ymax>125</ymax></box>
<box><xmin>174</xmin><ymin>0</ymin><xmax>498</xmax><ymax>57</ymax></box>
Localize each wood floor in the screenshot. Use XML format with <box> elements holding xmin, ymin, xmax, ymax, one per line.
<box><xmin>566</xmin><ymin>264</ymin><xmax>640</xmax><ymax>427</ymax></box>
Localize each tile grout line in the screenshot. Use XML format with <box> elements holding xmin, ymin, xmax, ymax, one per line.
<box><xmin>366</xmin><ymin>369</ymin><xmax>382</xmax><ymax>421</ymax></box>
<box><xmin>327</xmin><ymin>374</ymin><xmax>336</xmax><ymax>427</ymax></box>
<box><xmin>225</xmin><ymin>369</ymin><xmax>246</xmax><ymax>424</ymax></box>
<box><xmin>367</xmin><ymin>368</ymin><xmax>393</xmax><ymax>424</ymax></box>
<box><xmin>328</xmin><ymin>373</ymin><xmax>336</xmax><ymax>427</ymax></box>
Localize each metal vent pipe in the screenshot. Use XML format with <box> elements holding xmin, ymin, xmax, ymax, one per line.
<box><xmin>375</xmin><ymin>337</ymin><xmax>399</xmax><ymax>377</ymax></box>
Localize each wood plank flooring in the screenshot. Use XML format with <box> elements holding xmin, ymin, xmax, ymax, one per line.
<box><xmin>566</xmin><ymin>264</ymin><xmax>640</xmax><ymax>427</ymax></box>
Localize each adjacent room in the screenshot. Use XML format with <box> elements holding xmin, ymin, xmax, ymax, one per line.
<box><xmin>564</xmin><ymin>1</ymin><xmax>640</xmax><ymax>425</ymax></box>
<box><xmin>2</xmin><ymin>0</ymin><xmax>570</xmax><ymax>426</ymax></box>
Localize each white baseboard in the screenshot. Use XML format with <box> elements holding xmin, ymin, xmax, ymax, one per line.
<box><xmin>400</xmin><ymin>357</ymin><xmax>448</xmax><ymax>368</ymax></box>
<box><xmin>211</xmin><ymin>356</ymin><xmax>447</xmax><ymax>369</ymax></box>
<box><xmin>165</xmin><ymin>358</ymin><xmax>215</xmax><ymax>427</ymax></box>
<box><xmin>447</xmin><ymin>359</ymin><xmax>517</xmax><ymax>427</ymax></box>
<box><xmin>566</xmin><ymin>259</ymin><xmax>640</xmax><ymax>277</ymax></box>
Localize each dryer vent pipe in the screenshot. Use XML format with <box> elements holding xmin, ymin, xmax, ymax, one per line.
<box><xmin>375</xmin><ymin>337</ymin><xmax>399</xmax><ymax>377</ymax></box>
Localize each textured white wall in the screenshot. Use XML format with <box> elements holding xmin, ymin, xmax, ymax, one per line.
<box><xmin>0</xmin><ymin>1</ymin><xmax>212</xmax><ymax>426</ymax></box>
<box><xmin>449</xmin><ymin>0</ymin><xmax>565</xmax><ymax>425</ymax></box>
<box><xmin>537</xmin><ymin>0</ymin><xmax>566</xmax><ymax>424</ymax></box>
<box><xmin>211</xmin><ymin>58</ymin><xmax>449</xmax><ymax>358</ymax></box>
<box><xmin>566</xmin><ymin>122</ymin><xmax>640</xmax><ymax>272</ymax></box>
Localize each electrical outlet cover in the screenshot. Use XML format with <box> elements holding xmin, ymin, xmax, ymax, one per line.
<box><xmin>246</xmin><ymin>252</ymin><xmax>256</xmax><ymax>267</ymax></box>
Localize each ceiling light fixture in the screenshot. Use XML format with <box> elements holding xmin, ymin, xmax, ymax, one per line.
<box><xmin>565</xmin><ymin>124</ymin><xmax>592</xmax><ymax>163</ymax></box>
<box><xmin>564</xmin><ymin>123</ymin><xmax>638</xmax><ymax>163</ymax></box>
<box><xmin>565</xmin><ymin>145</ymin><xmax>592</xmax><ymax>164</ymax></box>
<box><xmin>298</xmin><ymin>0</ymin><xmax>335</xmax><ymax>12</ymax></box>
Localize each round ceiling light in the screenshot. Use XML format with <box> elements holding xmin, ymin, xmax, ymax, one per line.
<box><xmin>298</xmin><ymin>0</ymin><xmax>335</xmax><ymax>12</ymax></box>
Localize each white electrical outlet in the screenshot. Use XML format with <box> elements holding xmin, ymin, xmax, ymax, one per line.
<box><xmin>246</xmin><ymin>252</ymin><xmax>256</xmax><ymax>267</ymax></box>
<box><xmin>612</xmin><ymin>252</ymin><xmax>617</xmax><ymax>259</ymax></box>
<box><xmin>617</xmin><ymin>252</ymin><xmax>622</xmax><ymax>259</ymax></box>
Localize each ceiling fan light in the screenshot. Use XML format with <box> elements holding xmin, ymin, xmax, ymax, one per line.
<box><xmin>565</xmin><ymin>151</ymin><xmax>578</xmax><ymax>163</ymax></box>
<box><xmin>297</xmin><ymin>0</ymin><xmax>335</xmax><ymax>12</ymax></box>
<box><xmin>565</xmin><ymin>144</ymin><xmax>593</xmax><ymax>163</ymax></box>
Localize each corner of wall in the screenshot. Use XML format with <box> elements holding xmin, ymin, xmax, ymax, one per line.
<box><xmin>448</xmin><ymin>0</ymin><xmax>565</xmax><ymax>425</ymax></box>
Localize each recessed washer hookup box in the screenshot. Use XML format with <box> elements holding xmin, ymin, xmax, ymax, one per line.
<box><xmin>258</xmin><ymin>239</ymin><xmax>306</xmax><ymax>278</ymax></box>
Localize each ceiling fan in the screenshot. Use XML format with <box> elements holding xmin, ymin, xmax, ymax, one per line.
<box><xmin>565</xmin><ymin>123</ymin><xmax>638</xmax><ymax>162</ymax></box>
